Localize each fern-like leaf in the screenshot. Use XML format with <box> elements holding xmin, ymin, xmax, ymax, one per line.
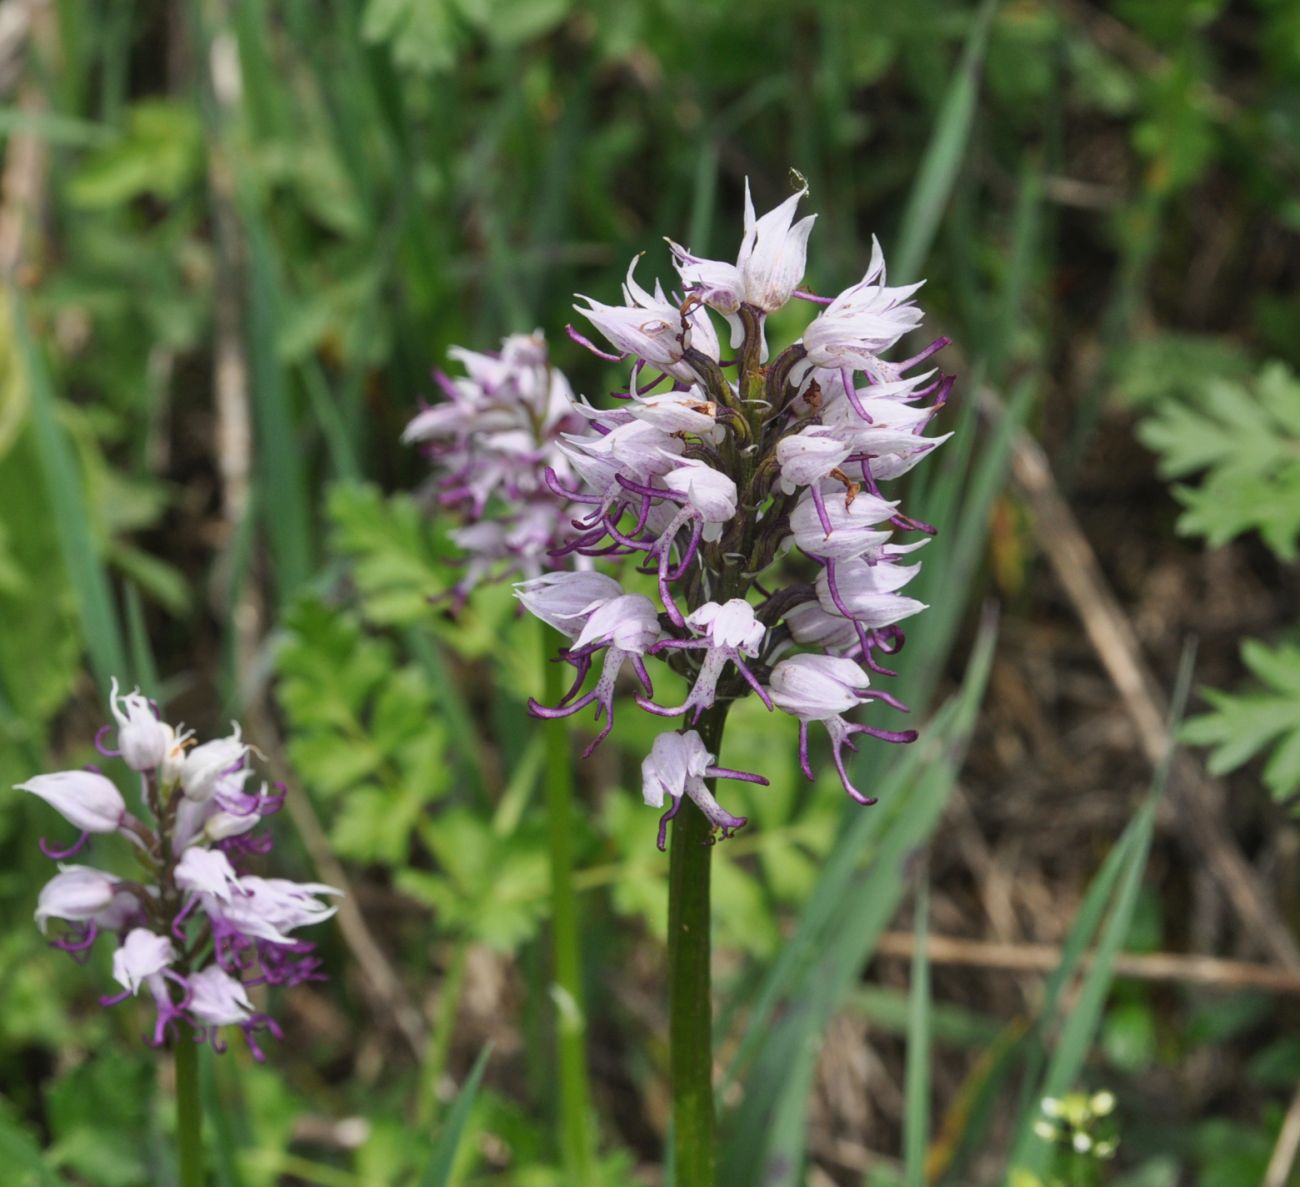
<box><xmin>1138</xmin><ymin>362</ymin><xmax>1300</xmax><ymax>562</ymax></box>
<box><xmin>1181</xmin><ymin>639</ymin><xmax>1300</xmax><ymax>807</ymax></box>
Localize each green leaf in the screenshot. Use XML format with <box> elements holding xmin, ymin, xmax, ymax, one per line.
<box><xmin>275</xmin><ymin>596</ymin><xmax>453</xmax><ymax>864</ymax></box>
<box><xmin>1180</xmin><ymin>638</ymin><xmax>1300</xmax><ymax>804</ymax></box>
<box><xmin>1137</xmin><ymin>361</ymin><xmax>1300</xmax><ymax>562</ymax></box>
<box><xmin>0</xmin><ymin>1098</ymin><xmax>60</xmax><ymax>1187</ymax></box>
<box><xmin>403</xmin><ymin>810</ymin><xmax>550</xmax><ymax>950</ymax></box>
<box><xmin>328</xmin><ymin>483</ymin><xmax>454</xmax><ymax>626</ymax></box>
<box><xmin>894</xmin><ymin>0</ymin><xmax>998</xmax><ymax>279</ymax></box>
<box><xmin>362</xmin><ymin>0</ymin><xmax>461</xmax><ymax>74</ymax></box>
<box><xmin>1102</xmin><ymin>1000</ymin><xmax>1158</xmax><ymax>1072</ymax></box>
<box><xmin>903</xmin><ymin>879</ymin><xmax>931</xmax><ymax>1187</ymax></box>
<box><xmin>12</xmin><ymin>296</ymin><xmax>129</xmax><ymax>693</ymax></box>
<box><xmin>418</xmin><ymin>1045</ymin><xmax>492</xmax><ymax>1187</ymax></box>
<box><xmin>46</xmin><ymin>1052</ymin><xmax>152</xmax><ymax>1187</ymax></box>
<box><xmin>67</xmin><ymin>100</ymin><xmax>203</xmax><ymax>208</ymax></box>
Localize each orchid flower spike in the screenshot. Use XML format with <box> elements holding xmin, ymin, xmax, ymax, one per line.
<box><xmin>17</xmin><ymin>679</ymin><xmax>338</xmax><ymax>1061</ymax></box>
<box><xmin>436</xmin><ymin>175</ymin><xmax>955</xmax><ymax>846</ymax></box>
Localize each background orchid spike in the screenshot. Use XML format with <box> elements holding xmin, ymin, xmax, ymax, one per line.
<box><xmin>515</xmin><ymin>176</ymin><xmax>955</xmax><ymax>846</ymax></box>
<box><xmin>17</xmin><ymin>680</ymin><xmax>339</xmax><ymax>1061</ymax></box>
<box><xmin>403</xmin><ymin>331</ymin><xmax>588</xmax><ymax>605</ymax></box>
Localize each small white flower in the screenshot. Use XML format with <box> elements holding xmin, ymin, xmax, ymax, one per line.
<box><xmin>181</xmin><ymin>725</ymin><xmax>247</xmax><ymax>803</ymax></box>
<box><xmin>1090</xmin><ymin>1091</ymin><xmax>1117</xmax><ymax>1117</ymax></box>
<box><xmin>784</xmin><ymin>600</ymin><xmax>862</xmax><ymax>653</ymax></box>
<box><xmin>793</xmin><ymin>237</ymin><xmax>924</xmax><ymax>383</ymax></box>
<box><xmin>112</xmin><ymin>929</ymin><xmax>176</xmax><ymax>994</ymax></box>
<box><xmin>815</xmin><ymin>558</ymin><xmax>927</xmax><ymax>629</ymax></box>
<box><xmin>213</xmin><ymin>875</ymin><xmax>342</xmax><ymax>945</ymax></box>
<box><xmin>629</xmin><ymin>388</ymin><xmax>723</xmax><ymax>442</ymax></box>
<box><xmin>789</xmin><ymin>486</ymin><xmax>896</xmax><ymax>558</ymax></box>
<box><xmin>776</xmin><ymin>427</ymin><xmax>853</xmax><ymax>493</ymax></box>
<box><xmin>737</xmin><ymin>178</ymin><xmax>815</xmax><ymax>315</ymax></box>
<box><xmin>572</xmin><ymin>594</ymin><xmax>662</xmax><ymax>654</ymax></box>
<box><xmin>186</xmin><ymin>966</ymin><xmax>254</xmax><ymax>1027</ymax></box>
<box><xmin>661</xmin><ymin>460</ymin><xmax>737</xmax><ymax>536</ymax></box>
<box><xmin>175</xmin><ymin>846</ymin><xmax>240</xmax><ymax>902</ymax></box>
<box><xmin>575</xmin><ymin>258</ymin><xmax>719</xmax><ymax>383</ymax></box>
<box><xmin>640</xmin><ymin>729</ymin><xmax>760</xmax><ymax>846</ymax></box>
<box><xmin>688</xmin><ymin>599</ymin><xmax>765</xmax><ymax>655</ymax></box>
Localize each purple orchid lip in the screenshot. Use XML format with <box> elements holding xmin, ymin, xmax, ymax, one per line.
<box><xmin>40</xmin><ymin>830</ymin><xmax>90</xmax><ymax>860</ymax></box>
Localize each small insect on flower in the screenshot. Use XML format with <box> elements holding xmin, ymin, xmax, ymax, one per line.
<box><xmin>18</xmin><ymin>681</ymin><xmax>339</xmax><ymax>1061</ymax></box>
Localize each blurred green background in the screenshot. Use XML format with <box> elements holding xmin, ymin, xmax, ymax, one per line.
<box><xmin>1</xmin><ymin>0</ymin><xmax>1299</xmax><ymax>1184</ymax></box>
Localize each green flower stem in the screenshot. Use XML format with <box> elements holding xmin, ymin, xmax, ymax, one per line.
<box><xmin>541</xmin><ymin>624</ymin><xmax>597</xmax><ymax>1185</ymax></box>
<box><xmin>174</xmin><ymin>1036</ymin><xmax>204</xmax><ymax>1187</ymax></box>
<box><xmin>668</xmin><ymin>702</ymin><xmax>728</xmax><ymax>1187</ymax></box>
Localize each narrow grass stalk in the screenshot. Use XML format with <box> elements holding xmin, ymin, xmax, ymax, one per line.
<box><xmin>541</xmin><ymin>624</ymin><xmax>597</xmax><ymax>1185</ymax></box>
<box><xmin>417</xmin><ymin>938</ymin><xmax>471</xmax><ymax>1129</ymax></box>
<box><xmin>669</xmin><ymin>703</ymin><xmax>727</xmax><ymax>1187</ymax></box>
<box><xmin>174</xmin><ymin>1037</ymin><xmax>204</xmax><ymax>1187</ymax></box>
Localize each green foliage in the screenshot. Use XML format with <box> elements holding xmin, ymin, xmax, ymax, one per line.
<box><xmin>400</xmin><ymin>809</ymin><xmax>549</xmax><ymax>951</ymax></box>
<box><xmin>1137</xmin><ymin>361</ymin><xmax>1300</xmax><ymax>560</ymax></box>
<box><xmin>418</xmin><ymin>1044</ymin><xmax>492</xmax><ymax>1187</ymax></box>
<box><xmin>5</xmin><ymin>0</ymin><xmax>1300</xmax><ymax>1181</ymax></box>
<box><xmin>277</xmin><ymin>596</ymin><xmax>451</xmax><ymax>864</ymax></box>
<box><xmin>67</xmin><ymin>101</ymin><xmax>204</xmax><ymax>209</ymax></box>
<box><xmin>328</xmin><ymin>483</ymin><xmax>453</xmax><ymax>627</ymax></box>
<box><xmin>45</xmin><ymin>1053</ymin><xmax>153</xmax><ymax>1187</ymax></box>
<box><xmin>1181</xmin><ymin>638</ymin><xmax>1300</xmax><ymax>804</ymax></box>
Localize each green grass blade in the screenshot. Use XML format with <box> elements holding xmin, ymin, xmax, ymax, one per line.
<box><xmin>1007</xmin><ymin>645</ymin><xmax>1197</xmax><ymax>1176</ymax></box>
<box><xmin>719</xmin><ymin>618</ymin><xmax>997</xmax><ymax>1186</ymax></box>
<box><xmin>13</xmin><ymin>296</ymin><xmax>129</xmax><ymax>693</ymax></box>
<box><xmin>894</xmin><ymin>0</ymin><xmax>999</xmax><ymax>280</ymax></box>
<box><xmin>239</xmin><ymin>197</ymin><xmax>314</xmax><ymax>598</ymax></box>
<box><xmin>123</xmin><ymin>582</ymin><xmax>160</xmax><ymax>695</ymax></box>
<box><xmin>903</xmin><ymin>877</ymin><xmax>931</xmax><ymax>1187</ymax></box>
<box><xmin>418</xmin><ymin>1044</ymin><xmax>493</xmax><ymax>1187</ymax></box>
<box><xmin>846</xmin><ymin>987</ymin><xmax>998</xmax><ymax>1049</ymax></box>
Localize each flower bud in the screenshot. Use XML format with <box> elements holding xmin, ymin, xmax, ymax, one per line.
<box><xmin>109</xmin><ymin>678</ymin><xmax>167</xmax><ymax>771</ymax></box>
<box><xmin>17</xmin><ymin>770</ymin><xmax>126</xmax><ymax>834</ymax></box>
<box><xmin>34</xmin><ymin>865</ymin><xmax>118</xmax><ymax>933</ymax></box>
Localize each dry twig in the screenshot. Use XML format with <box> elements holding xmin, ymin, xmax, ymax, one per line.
<box><xmin>985</xmin><ymin>391</ymin><xmax>1300</xmax><ymax>970</ymax></box>
<box><xmin>1264</xmin><ymin>1084</ymin><xmax>1300</xmax><ymax>1187</ymax></box>
<box><xmin>874</xmin><ymin>931</ymin><xmax>1300</xmax><ymax>995</ymax></box>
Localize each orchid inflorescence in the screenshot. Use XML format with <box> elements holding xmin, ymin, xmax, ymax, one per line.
<box><xmin>409</xmin><ymin>179</ymin><xmax>954</xmax><ymax>848</ymax></box>
<box><xmin>402</xmin><ymin>330</ymin><xmax>588</xmax><ymax>608</ymax></box>
<box><xmin>17</xmin><ymin>680</ymin><xmax>340</xmax><ymax>1060</ymax></box>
